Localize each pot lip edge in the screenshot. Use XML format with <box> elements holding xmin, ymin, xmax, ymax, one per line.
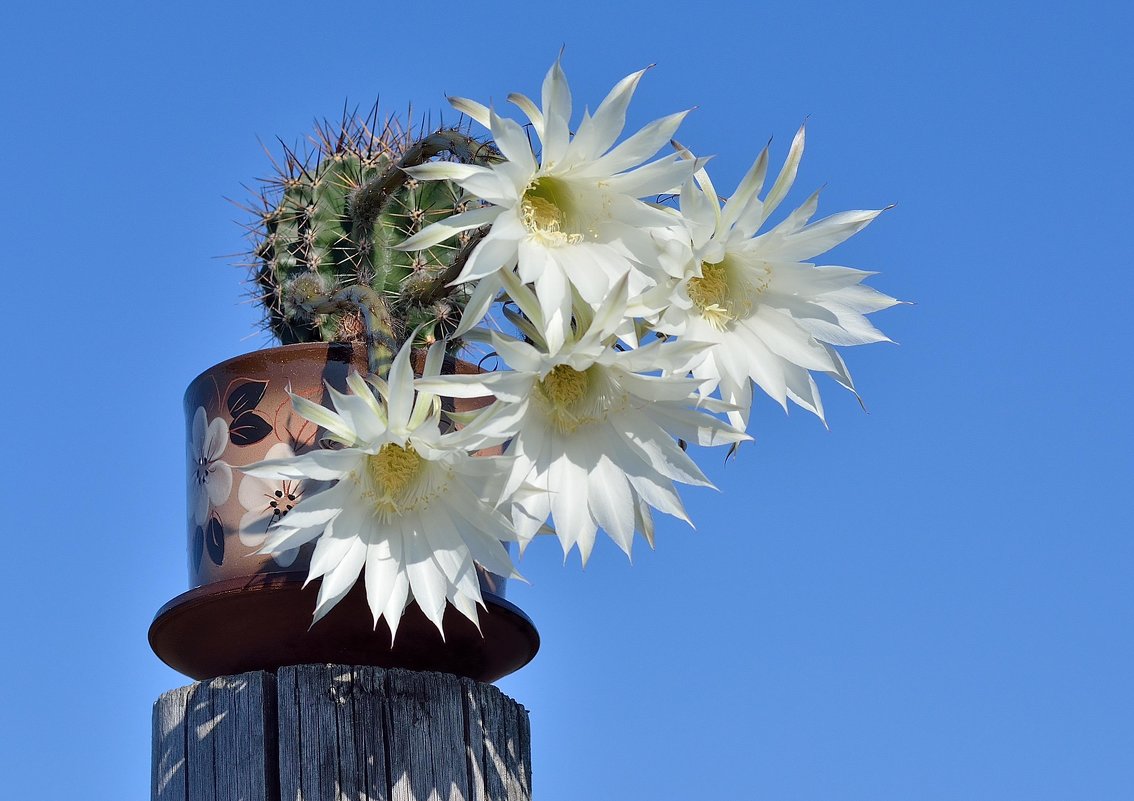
<box><xmin>183</xmin><ymin>342</ymin><xmax>487</xmax><ymax>404</ymax></box>
<box><xmin>184</xmin><ymin>342</ymin><xmax>365</xmax><ymax>402</ymax></box>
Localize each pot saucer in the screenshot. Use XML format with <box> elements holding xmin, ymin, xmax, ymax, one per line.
<box><xmin>149</xmin><ymin>572</ymin><xmax>539</xmax><ymax>683</ymax></box>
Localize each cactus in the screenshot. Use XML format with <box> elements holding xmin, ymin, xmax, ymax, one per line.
<box><xmin>244</xmin><ymin>109</ymin><xmax>497</xmax><ymax>375</ymax></box>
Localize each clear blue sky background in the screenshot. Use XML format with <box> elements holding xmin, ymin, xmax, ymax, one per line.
<box><xmin>2</xmin><ymin>1</ymin><xmax>1130</xmax><ymax>799</ymax></box>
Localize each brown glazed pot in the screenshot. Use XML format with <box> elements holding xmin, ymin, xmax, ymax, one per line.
<box><xmin>149</xmin><ymin>343</ymin><xmax>539</xmax><ymax>682</ymax></box>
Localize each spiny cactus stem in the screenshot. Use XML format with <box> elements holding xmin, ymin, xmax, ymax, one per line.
<box><xmin>353</xmin><ymin>129</ymin><xmax>497</xmax><ymax>231</ymax></box>
<box><xmin>415</xmin><ymin>225</ymin><xmax>491</xmax><ymax>306</ymax></box>
<box><xmin>310</xmin><ymin>286</ymin><xmax>398</xmax><ymax>377</ymax></box>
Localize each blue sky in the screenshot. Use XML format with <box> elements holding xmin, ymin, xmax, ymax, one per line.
<box><xmin>2</xmin><ymin>1</ymin><xmax>1131</xmax><ymax>798</ymax></box>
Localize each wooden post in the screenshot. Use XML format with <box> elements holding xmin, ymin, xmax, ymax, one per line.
<box><xmin>152</xmin><ymin>665</ymin><xmax>532</xmax><ymax>801</ymax></box>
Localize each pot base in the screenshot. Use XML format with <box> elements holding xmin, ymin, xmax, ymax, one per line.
<box><xmin>149</xmin><ymin>573</ymin><xmax>539</xmax><ymax>683</ymax></box>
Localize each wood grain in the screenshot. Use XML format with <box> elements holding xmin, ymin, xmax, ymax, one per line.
<box><xmin>153</xmin><ymin>666</ymin><xmax>530</xmax><ymax>801</ymax></box>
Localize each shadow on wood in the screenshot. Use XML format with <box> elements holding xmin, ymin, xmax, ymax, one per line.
<box><xmin>152</xmin><ymin>666</ymin><xmax>530</xmax><ymax>801</ymax></box>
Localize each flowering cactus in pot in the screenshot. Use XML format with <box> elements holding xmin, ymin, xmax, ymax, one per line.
<box><xmin>151</xmin><ymin>55</ymin><xmax>903</xmax><ymax>682</ymax></box>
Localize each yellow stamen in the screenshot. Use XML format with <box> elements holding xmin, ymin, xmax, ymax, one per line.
<box><xmin>535</xmin><ymin>365</ymin><xmax>597</xmax><ymax>433</ymax></box>
<box><xmin>686</xmin><ymin>259</ymin><xmax>769</xmax><ymax>330</ymax></box>
<box><xmin>687</xmin><ymin>262</ymin><xmax>731</xmax><ymax>313</ymax></box>
<box><xmin>366</xmin><ymin>444</ymin><xmax>423</xmax><ymax>506</ymax></box>
<box><xmin>542</xmin><ymin>364</ymin><xmax>590</xmax><ymax>406</ymax></box>
<box><xmin>521</xmin><ymin>178</ymin><xmax>582</xmax><ymax>246</ymax></box>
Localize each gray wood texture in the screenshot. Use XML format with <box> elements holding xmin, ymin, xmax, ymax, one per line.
<box><xmin>152</xmin><ymin>666</ymin><xmax>531</xmax><ymax>801</ymax></box>
<box><xmin>152</xmin><ymin>673</ymin><xmax>276</xmax><ymax>801</ymax></box>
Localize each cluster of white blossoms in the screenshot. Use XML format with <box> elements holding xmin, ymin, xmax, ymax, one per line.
<box><xmin>244</xmin><ymin>57</ymin><xmax>901</xmax><ymax>634</ymax></box>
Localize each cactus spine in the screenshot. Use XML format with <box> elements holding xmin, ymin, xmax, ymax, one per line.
<box><xmin>246</xmin><ymin>111</ymin><xmax>496</xmax><ymax>375</ymax></box>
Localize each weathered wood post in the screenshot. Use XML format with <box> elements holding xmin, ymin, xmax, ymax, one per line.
<box><xmin>153</xmin><ymin>665</ymin><xmax>531</xmax><ymax>801</ymax></box>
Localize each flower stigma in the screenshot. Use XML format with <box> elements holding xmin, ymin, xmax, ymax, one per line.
<box><xmin>521</xmin><ymin>178</ymin><xmax>583</xmax><ymax>246</ymax></box>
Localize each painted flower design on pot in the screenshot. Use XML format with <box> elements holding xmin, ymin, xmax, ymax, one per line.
<box><xmin>237</xmin><ymin>442</ymin><xmax>309</xmax><ymax>567</ymax></box>
<box><xmin>188</xmin><ymin>407</ymin><xmax>233</xmax><ymax>526</ymax></box>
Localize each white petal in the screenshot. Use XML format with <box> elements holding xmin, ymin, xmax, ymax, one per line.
<box><xmin>773</xmin><ymin>209</ymin><xmax>882</xmax><ymax>262</ymax></box>
<box><xmin>288</xmin><ymin>393</ymin><xmax>357</xmax><ymax>444</ymax></box>
<box><xmin>312</xmin><ymin>537</ymin><xmax>367</xmax><ymax>625</ymax></box>
<box><xmin>190</xmin><ymin>407</ymin><xmax>207</xmax><ymax>457</ymax></box>
<box><xmin>364</xmin><ymin>536</ymin><xmax>400</xmax><ymax>627</ymax></box>
<box><xmin>404</xmin><ymin>527</ymin><xmax>449</xmax><ymax>635</ymax></box>
<box><xmin>402</xmin><ymin>161</ymin><xmax>489</xmax><ymax>183</ymax></box>
<box><xmin>507</xmin><ymin>92</ymin><xmax>545</xmax><ymax>137</ymax></box>
<box><xmin>448</xmin><ymin>95</ymin><xmax>491</xmax><ymax>127</ymax></box>
<box><xmin>242</xmin><ymin>448</ymin><xmax>360</xmax><ymax>482</ymax></box>
<box><xmin>539</xmin><ymin>56</ymin><xmax>572</xmax><ymax>166</ymax></box>
<box><xmin>547</xmin><ymin>448</ymin><xmax>598</xmax><ymax>563</ymax></box>
<box><xmin>720</xmin><ymin>146</ymin><xmax>770</xmax><ymax>232</ymax></box>
<box><xmin>455</xmin><ymin>221</ymin><xmax>521</xmax><ymax>283</ymax></box>
<box><xmin>489</xmin><ymin>107</ymin><xmax>537</xmax><ymax>176</ymax></box>
<box><xmin>203</xmin><ymin>417</ymin><xmax>230</xmax><ymax>462</ymax></box>
<box><xmin>206</xmin><ymin>461</ymin><xmax>233</xmax><ymax>506</ymax></box>
<box><xmin>615</xmin><ymin>412</ymin><xmax>712</xmax><ymax>488</ymax></box>
<box><xmin>763</xmin><ymin>124</ymin><xmax>805</xmax><ymax>220</ymax></box>
<box><xmin>603</xmin><ymin>155</ymin><xmax>696</xmax><ymax>198</ymax></box>
<box><xmin>346</xmin><ymin>372</ymin><xmax>387</xmax><ymax>422</ymax></box>
<box><xmin>567</xmin><ymin>67</ymin><xmax>646</xmax><ymax>161</ymax></box>
<box><xmin>586</xmin><ymin>453</ymin><xmax>635</xmax><ymax>557</ymax></box>
<box><xmin>385</xmin><ymin>340</ymin><xmax>416</xmax><ymax>434</ymax></box>
<box><xmin>396</xmin><ymin>204</ymin><xmax>501</xmax><ymax>251</ymax></box>
<box><xmin>453</xmin><ymin>272</ymin><xmax>502</xmax><ymax>339</ymax></box>
<box><xmin>326</xmin><ymin>385</ymin><xmax>385</xmax><ymax>442</ymax></box>
<box><xmin>584</xmin><ymin>110</ymin><xmax>689</xmax><ymax>176</ymax></box>
<box><xmin>270</xmin><ymin>480</ymin><xmax>351</xmax><ymax>530</ymax></box>
<box><xmin>745</xmin><ymin>307</ymin><xmax>836</xmax><ymax>372</ymax></box>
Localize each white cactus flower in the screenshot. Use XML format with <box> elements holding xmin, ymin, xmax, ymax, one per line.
<box><xmin>397</xmin><ymin>56</ymin><xmax>695</xmax><ymax>353</ymax></box>
<box><xmin>417</xmin><ymin>275</ymin><xmax>748</xmax><ymax>564</ymax></box>
<box><xmin>242</xmin><ymin>341</ymin><xmax>524</xmax><ymax>637</ymax></box>
<box><xmin>660</xmin><ymin>127</ymin><xmax>902</xmax><ymax>428</ymax></box>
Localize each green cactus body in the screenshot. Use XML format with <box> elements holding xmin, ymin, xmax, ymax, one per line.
<box><xmin>249</xmin><ymin>116</ymin><xmax>493</xmax><ymax>370</ymax></box>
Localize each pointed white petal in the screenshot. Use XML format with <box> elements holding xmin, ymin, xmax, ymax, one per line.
<box><xmin>448</xmin><ymin>95</ymin><xmax>491</xmax><ymax>127</ymax></box>
<box><xmin>539</xmin><ymin>56</ymin><xmax>572</xmax><ymax>166</ymax></box>
<box><xmin>763</xmin><ymin>124</ymin><xmax>805</xmax><ymax>219</ymax></box>
<box><xmin>489</xmin><ymin>107</ymin><xmax>537</xmax><ymax>175</ymax></box>
<box><xmin>585</xmin><ymin>111</ymin><xmax>689</xmax><ymax>176</ymax></box>
<box><xmin>568</xmin><ymin>67</ymin><xmax>646</xmax><ymax>160</ymax></box>
<box><xmin>507</xmin><ymin>92</ymin><xmax>545</xmax><ymax>137</ymax></box>
<box><xmin>396</xmin><ymin>204</ymin><xmax>501</xmax><ymax>251</ymax></box>
<box><xmin>720</xmin><ymin>146</ymin><xmax>770</xmax><ymax>231</ymax></box>
<box><xmin>288</xmin><ymin>392</ymin><xmax>357</xmax><ymax>444</ymax></box>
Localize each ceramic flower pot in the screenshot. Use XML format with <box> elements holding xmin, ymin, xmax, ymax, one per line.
<box><xmin>149</xmin><ymin>342</ymin><xmax>538</xmax><ymax>682</ymax></box>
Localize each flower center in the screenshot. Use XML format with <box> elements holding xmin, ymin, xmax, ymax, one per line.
<box><xmin>521</xmin><ymin>178</ymin><xmax>582</xmax><ymax>246</ymax></box>
<box><xmin>534</xmin><ymin>365</ymin><xmax>627</xmax><ymax>434</ymax></box>
<box><xmin>686</xmin><ymin>258</ymin><xmax>770</xmax><ymax>331</ymax></box>
<box><xmin>193</xmin><ymin>456</ymin><xmax>213</xmax><ymax>487</ymax></box>
<box><xmin>267</xmin><ymin>482</ymin><xmax>300</xmax><ymax>522</ymax></box>
<box><xmin>362</xmin><ymin>444</ymin><xmax>451</xmax><ymax>521</ymax></box>
<box><xmin>542</xmin><ymin>364</ymin><xmax>590</xmax><ymax>406</ymax></box>
<box><xmin>687</xmin><ymin>262</ymin><xmax>730</xmax><ymax>313</ymax></box>
<box><xmin>366</xmin><ymin>444</ymin><xmax>423</xmax><ymax>498</ymax></box>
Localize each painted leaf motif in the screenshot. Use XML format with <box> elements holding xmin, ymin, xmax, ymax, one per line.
<box><xmin>191</xmin><ymin>525</ymin><xmax>204</xmax><ymax>574</ymax></box>
<box><xmin>206</xmin><ymin>516</ymin><xmax>225</xmax><ymax>566</ymax></box>
<box><xmin>227</xmin><ymin>380</ymin><xmax>268</xmax><ymax>417</ymax></box>
<box><xmin>230</xmin><ymin>410</ymin><xmax>272</xmax><ymax>446</ymax></box>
